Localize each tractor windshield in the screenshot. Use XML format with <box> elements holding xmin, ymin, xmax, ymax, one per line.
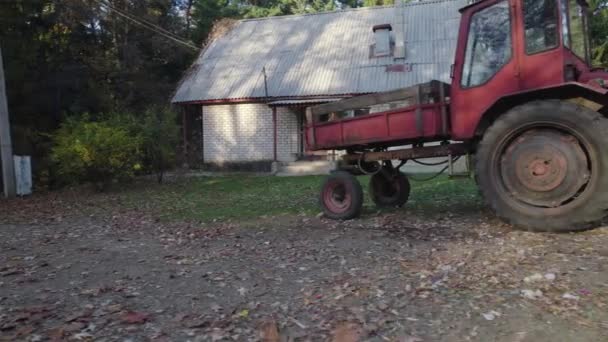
<box><xmin>563</xmin><ymin>0</ymin><xmax>591</xmax><ymax>63</ymax></box>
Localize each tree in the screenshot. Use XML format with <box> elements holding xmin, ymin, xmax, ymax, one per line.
<box><xmin>589</xmin><ymin>0</ymin><xmax>608</xmax><ymax>66</ymax></box>
<box><xmin>140</xmin><ymin>107</ymin><xmax>180</xmax><ymax>183</ymax></box>
<box><xmin>190</xmin><ymin>0</ymin><xmax>239</xmax><ymax>44</ymax></box>
<box><xmin>362</xmin><ymin>0</ymin><xmax>394</xmax><ymax>6</ymax></box>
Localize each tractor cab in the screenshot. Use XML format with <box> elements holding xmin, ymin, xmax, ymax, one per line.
<box><xmin>450</xmin><ymin>0</ymin><xmax>605</xmax><ymax>139</ymax></box>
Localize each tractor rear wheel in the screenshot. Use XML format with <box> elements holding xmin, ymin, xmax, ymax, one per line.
<box><xmin>369</xmin><ymin>171</ymin><xmax>411</xmax><ymax>207</ymax></box>
<box><xmin>320</xmin><ymin>171</ymin><xmax>363</xmax><ymax>220</ymax></box>
<box><xmin>476</xmin><ymin>100</ymin><xmax>608</xmax><ymax>232</ymax></box>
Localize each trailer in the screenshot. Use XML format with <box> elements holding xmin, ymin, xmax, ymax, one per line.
<box><xmin>306</xmin><ymin>0</ymin><xmax>608</xmax><ymax>232</ymax></box>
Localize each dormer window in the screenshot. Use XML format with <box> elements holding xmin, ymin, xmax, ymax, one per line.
<box><xmin>372</xmin><ymin>24</ymin><xmax>392</xmax><ymax>57</ymax></box>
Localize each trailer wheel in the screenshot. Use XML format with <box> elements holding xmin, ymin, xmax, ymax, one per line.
<box><xmin>369</xmin><ymin>171</ymin><xmax>410</xmax><ymax>207</ymax></box>
<box><xmin>476</xmin><ymin>100</ymin><xmax>608</xmax><ymax>232</ymax></box>
<box><xmin>320</xmin><ymin>171</ymin><xmax>363</xmax><ymax>220</ymax></box>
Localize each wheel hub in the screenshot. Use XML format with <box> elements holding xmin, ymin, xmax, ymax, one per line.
<box><xmin>323</xmin><ymin>182</ymin><xmax>351</xmax><ymax>213</ymax></box>
<box><xmin>500</xmin><ymin>130</ymin><xmax>590</xmax><ymax>207</ymax></box>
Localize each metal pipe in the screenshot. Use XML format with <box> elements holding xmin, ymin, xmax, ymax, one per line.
<box><xmin>272</xmin><ymin>107</ymin><xmax>277</xmax><ymax>162</ymax></box>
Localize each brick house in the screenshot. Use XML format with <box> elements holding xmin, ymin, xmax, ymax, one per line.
<box><xmin>172</xmin><ymin>0</ymin><xmax>466</xmax><ymax>171</ymax></box>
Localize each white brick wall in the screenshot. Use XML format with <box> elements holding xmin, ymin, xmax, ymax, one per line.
<box><xmin>202</xmin><ymin>103</ymin><xmax>301</xmax><ymax>163</ymax></box>
<box><xmin>276</xmin><ymin>107</ymin><xmax>300</xmax><ymax>162</ymax></box>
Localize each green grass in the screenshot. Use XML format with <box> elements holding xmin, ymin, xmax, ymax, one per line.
<box><xmin>117</xmin><ymin>174</ymin><xmax>483</xmax><ymax>222</ymax></box>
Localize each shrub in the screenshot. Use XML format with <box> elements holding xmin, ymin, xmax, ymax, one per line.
<box><xmin>140</xmin><ymin>107</ymin><xmax>180</xmax><ymax>183</ymax></box>
<box><xmin>50</xmin><ymin>115</ymin><xmax>142</xmax><ymax>190</ymax></box>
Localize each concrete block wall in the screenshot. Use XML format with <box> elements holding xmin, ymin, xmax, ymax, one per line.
<box><xmin>202</xmin><ymin>103</ymin><xmax>301</xmax><ymax>163</ymax></box>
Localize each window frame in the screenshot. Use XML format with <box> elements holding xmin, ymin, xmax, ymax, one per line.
<box><xmin>522</xmin><ymin>0</ymin><xmax>561</xmax><ymax>56</ymax></box>
<box><xmin>460</xmin><ymin>0</ymin><xmax>515</xmax><ymax>89</ymax></box>
<box><xmin>564</xmin><ymin>0</ymin><xmax>591</xmax><ymax>64</ymax></box>
<box><xmin>370</xmin><ymin>24</ymin><xmax>394</xmax><ymax>58</ymax></box>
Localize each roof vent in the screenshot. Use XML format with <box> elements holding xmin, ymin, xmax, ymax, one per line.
<box><xmin>393</xmin><ymin>2</ymin><xmax>406</xmax><ymax>59</ymax></box>
<box><xmin>372</xmin><ymin>24</ymin><xmax>392</xmax><ymax>57</ymax></box>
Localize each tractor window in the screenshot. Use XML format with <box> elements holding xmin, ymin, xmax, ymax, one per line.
<box><xmin>523</xmin><ymin>0</ymin><xmax>559</xmax><ymax>54</ymax></box>
<box><xmin>461</xmin><ymin>1</ymin><xmax>512</xmax><ymax>88</ymax></box>
<box><xmin>567</xmin><ymin>0</ymin><xmax>588</xmax><ymax>61</ymax></box>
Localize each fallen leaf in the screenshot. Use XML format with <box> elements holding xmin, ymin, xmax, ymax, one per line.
<box><xmin>523</xmin><ymin>273</ymin><xmax>543</xmax><ymax>283</ymax></box>
<box><xmin>562</xmin><ymin>293</ymin><xmax>580</xmax><ymax>300</ymax></box>
<box><xmin>72</xmin><ymin>332</ymin><xmax>93</xmax><ymax>340</ymax></box>
<box><xmin>259</xmin><ymin>320</ymin><xmax>280</xmax><ymax>342</ymax></box>
<box><xmin>237</xmin><ymin>309</ymin><xmax>249</xmax><ymax>318</ymax></box>
<box><xmin>14</xmin><ymin>325</ymin><xmax>35</xmax><ymax>336</ymax></box>
<box><xmin>332</xmin><ymin>322</ymin><xmax>362</xmax><ymax>342</ymax></box>
<box><xmin>47</xmin><ymin>327</ymin><xmax>66</xmax><ymax>342</ymax></box>
<box><xmin>521</xmin><ymin>289</ymin><xmax>543</xmax><ymax>300</ymax></box>
<box><xmin>481</xmin><ymin>310</ymin><xmax>501</xmax><ymax>321</ymax></box>
<box><xmin>397</xmin><ymin>336</ymin><xmax>423</xmax><ymax>342</ymax></box>
<box><xmin>120</xmin><ymin>311</ymin><xmax>150</xmax><ymax>324</ymax></box>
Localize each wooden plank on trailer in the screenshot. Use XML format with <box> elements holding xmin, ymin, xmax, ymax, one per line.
<box><xmin>310</xmin><ymin>82</ymin><xmax>434</xmax><ymax>116</ymax></box>
<box><xmin>415</xmin><ymin>85</ymin><xmax>423</xmax><ymax>135</ymax></box>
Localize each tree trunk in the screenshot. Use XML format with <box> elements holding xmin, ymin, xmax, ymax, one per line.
<box><xmin>186</xmin><ymin>0</ymin><xmax>194</xmax><ymax>35</ymax></box>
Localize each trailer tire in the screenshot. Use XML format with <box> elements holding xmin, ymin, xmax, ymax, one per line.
<box><xmin>320</xmin><ymin>171</ymin><xmax>363</xmax><ymax>220</ymax></box>
<box><xmin>369</xmin><ymin>171</ymin><xmax>410</xmax><ymax>208</ymax></box>
<box><xmin>475</xmin><ymin>100</ymin><xmax>608</xmax><ymax>232</ymax></box>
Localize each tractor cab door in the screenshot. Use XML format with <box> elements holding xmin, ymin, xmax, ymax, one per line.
<box><xmin>450</xmin><ymin>0</ymin><xmax>520</xmax><ymax>139</ymax></box>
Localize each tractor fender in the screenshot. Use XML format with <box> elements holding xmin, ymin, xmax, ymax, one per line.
<box><xmin>474</xmin><ymin>82</ymin><xmax>608</xmax><ymax>136</ymax></box>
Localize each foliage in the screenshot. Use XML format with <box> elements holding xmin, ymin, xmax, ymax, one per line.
<box><xmin>140</xmin><ymin>107</ymin><xmax>180</xmax><ymax>183</ymax></box>
<box><xmin>50</xmin><ymin>115</ymin><xmax>143</xmax><ymax>190</ymax></box>
<box><xmin>589</xmin><ymin>0</ymin><xmax>608</xmax><ymax>66</ymax></box>
<box><xmin>362</xmin><ymin>0</ymin><xmax>394</xmax><ymax>7</ymax></box>
<box><xmin>190</xmin><ymin>0</ymin><xmax>239</xmax><ymax>44</ymax></box>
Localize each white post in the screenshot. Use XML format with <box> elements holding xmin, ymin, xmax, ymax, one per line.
<box><xmin>0</xmin><ymin>45</ymin><xmax>16</xmax><ymax>198</ymax></box>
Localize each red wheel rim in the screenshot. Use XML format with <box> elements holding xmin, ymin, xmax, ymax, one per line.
<box><xmin>497</xmin><ymin>128</ymin><xmax>591</xmax><ymax>208</ymax></box>
<box><xmin>323</xmin><ymin>180</ymin><xmax>352</xmax><ymax>213</ymax></box>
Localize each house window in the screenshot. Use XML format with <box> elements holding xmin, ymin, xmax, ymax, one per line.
<box><xmin>372</xmin><ymin>24</ymin><xmax>392</xmax><ymax>57</ymax></box>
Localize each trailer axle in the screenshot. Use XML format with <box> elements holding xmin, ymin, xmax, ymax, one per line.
<box><xmin>342</xmin><ymin>143</ymin><xmax>470</xmax><ymax>163</ymax></box>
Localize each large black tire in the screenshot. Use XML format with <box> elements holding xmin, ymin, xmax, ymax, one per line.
<box><xmin>475</xmin><ymin>100</ymin><xmax>608</xmax><ymax>232</ymax></box>
<box><xmin>319</xmin><ymin>171</ymin><xmax>364</xmax><ymax>220</ymax></box>
<box><xmin>369</xmin><ymin>171</ymin><xmax>411</xmax><ymax>207</ymax></box>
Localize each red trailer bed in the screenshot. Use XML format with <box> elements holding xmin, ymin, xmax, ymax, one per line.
<box><xmin>305</xmin><ymin>81</ymin><xmax>450</xmax><ymax>151</ymax></box>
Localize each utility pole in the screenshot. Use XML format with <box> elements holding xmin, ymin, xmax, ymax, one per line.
<box><xmin>0</xmin><ymin>44</ymin><xmax>16</xmax><ymax>198</ymax></box>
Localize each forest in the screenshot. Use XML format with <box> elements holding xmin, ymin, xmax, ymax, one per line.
<box><xmin>0</xmin><ymin>0</ymin><xmax>607</xmax><ymax>187</ymax></box>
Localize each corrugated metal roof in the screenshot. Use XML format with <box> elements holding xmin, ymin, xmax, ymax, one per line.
<box><xmin>172</xmin><ymin>0</ymin><xmax>467</xmax><ymax>104</ymax></box>
<box><xmin>268</xmin><ymin>98</ymin><xmax>341</xmax><ymax>105</ymax></box>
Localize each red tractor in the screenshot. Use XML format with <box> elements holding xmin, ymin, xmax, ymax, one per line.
<box><xmin>305</xmin><ymin>0</ymin><xmax>608</xmax><ymax>232</ymax></box>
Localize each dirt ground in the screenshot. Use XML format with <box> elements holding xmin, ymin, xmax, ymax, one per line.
<box><xmin>1</xmin><ymin>190</ymin><xmax>608</xmax><ymax>341</ymax></box>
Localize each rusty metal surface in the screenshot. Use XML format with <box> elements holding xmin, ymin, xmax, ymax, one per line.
<box><xmin>499</xmin><ymin>130</ymin><xmax>590</xmax><ymax>208</ymax></box>
<box><xmin>172</xmin><ymin>0</ymin><xmax>466</xmax><ymax>103</ymax></box>
<box><xmin>342</xmin><ymin>143</ymin><xmax>469</xmax><ymax>162</ymax></box>
<box><xmin>309</xmin><ymin>103</ymin><xmax>446</xmax><ymax>150</ymax></box>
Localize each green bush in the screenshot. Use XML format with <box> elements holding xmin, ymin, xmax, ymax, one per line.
<box><xmin>140</xmin><ymin>107</ymin><xmax>180</xmax><ymax>183</ymax></box>
<box><xmin>51</xmin><ymin>115</ymin><xmax>143</xmax><ymax>190</ymax></box>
